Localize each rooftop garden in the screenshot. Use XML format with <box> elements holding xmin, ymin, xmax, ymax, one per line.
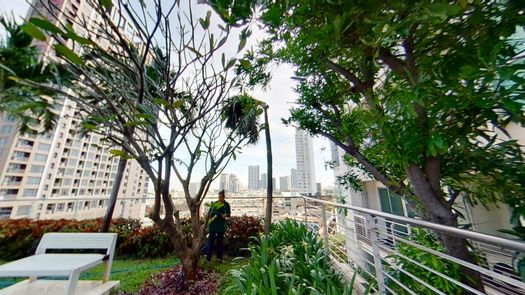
<box><xmin>0</xmin><ymin>0</ymin><xmax>524</xmax><ymax>293</ymax></box>
<box><xmin>0</xmin><ymin>217</ymin><xmax>356</xmax><ymax>294</ymax></box>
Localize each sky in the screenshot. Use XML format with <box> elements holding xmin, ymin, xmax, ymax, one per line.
<box><xmin>1</xmin><ymin>0</ymin><xmax>336</xmax><ymax>189</ymax></box>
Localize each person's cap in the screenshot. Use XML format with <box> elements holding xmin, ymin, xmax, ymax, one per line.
<box><xmin>219</xmin><ymin>190</ymin><xmax>225</xmax><ymax>195</ymax></box>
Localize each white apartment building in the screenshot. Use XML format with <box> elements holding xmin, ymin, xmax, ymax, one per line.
<box><xmin>295</xmin><ymin>128</ymin><xmax>316</xmax><ymax>195</ymax></box>
<box><xmin>290</xmin><ymin>168</ymin><xmax>298</xmax><ymax>191</ymax></box>
<box><xmin>228</xmin><ymin>174</ymin><xmax>240</xmax><ymax>193</ymax></box>
<box><xmin>0</xmin><ymin>0</ymin><xmax>149</xmax><ymax>220</ymax></box>
<box><xmin>279</xmin><ymin>176</ymin><xmax>290</xmax><ymax>192</ymax></box>
<box><xmin>248</xmin><ymin>165</ymin><xmax>260</xmax><ymax>190</ymax></box>
<box><xmin>219</xmin><ymin>173</ymin><xmax>230</xmax><ymax>192</ymax></box>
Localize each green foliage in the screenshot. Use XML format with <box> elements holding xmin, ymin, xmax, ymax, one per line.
<box><xmin>385</xmin><ymin>228</ymin><xmax>463</xmax><ymax>294</ymax></box>
<box><xmin>222</xmin><ymin>93</ymin><xmax>262</xmax><ymax>144</ymax></box>
<box><xmin>229</xmin><ymin>219</ymin><xmax>354</xmax><ymax>294</ymax></box>
<box><xmin>210</xmin><ymin>0</ymin><xmax>525</xmax><ymax>230</ymax></box>
<box><xmin>0</xmin><ymin>16</ymin><xmax>67</xmax><ymax>133</ymax></box>
<box><xmin>0</xmin><ymin>216</ymin><xmax>262</xmax><ymax>261</ymax></box>
<box><xmin>81</xmin><ymin>257</ymin><xmax>178</xmax><ymax>294</ymax></box>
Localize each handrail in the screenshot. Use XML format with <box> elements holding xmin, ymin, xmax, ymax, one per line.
<box><xmin>302</xmin><ymin>196</ymin><xmax>525</xmax><ymax>252</ymax></box>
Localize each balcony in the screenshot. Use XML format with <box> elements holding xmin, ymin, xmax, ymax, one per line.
<box><xmin>10</xmin><ymin>156</ymin><xmax>30</xmax><ymax>162</ymax></box>
<box><xmin>7</xmin><ymin>168</ymin><xmax>26</xmax><ymax>174</ymax></box>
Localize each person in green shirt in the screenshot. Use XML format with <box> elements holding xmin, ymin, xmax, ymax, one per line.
<box><xmin>206</xmin><ymin>190</ymin><xmax>231</xmax><ymax>262</ymax></box>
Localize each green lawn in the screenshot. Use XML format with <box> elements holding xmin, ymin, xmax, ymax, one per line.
<box><xmin>0</xmin><ymin>256</ymin><xmax>247</xmax><ymax>294</ymax></box>
<box><xmin>80</xmin><ymin>257</ymin><xmax>179</xmax><ymax>294</ymax></box>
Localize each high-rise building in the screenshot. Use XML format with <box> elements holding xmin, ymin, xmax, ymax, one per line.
<box><xmin>316</xmin><ymin>183</ymin><xmax>322</xmax><ymax>197</ymax></box>
<box><xmin>261</xmin><ymin>173</ymin><xmax>267</xmax><ymax>189</ymax></box>
<box><xmin>290</xmin><ymin>169</ymin><xmax>298</xmax><ymax>191</ymax></box>
<box><xmin>279</xmin><ymin>176</ymin><xmax>290</xmax><ymax>192</ymax></box>
<box><xmin>295</xmin><ymin>128</ymin><xmax>316</xmax><ymax>195</ymax></box>
<box><xmin>248</xmin><ymin>165</ymin><xmax>260</xmax><ymax>190</ymax></box>
<box><xmin>228</xmin><ymin>174</ymin><xmax>240</xmax><ymax>193</ymax></box>
<box><xmin>219</xmin><ymin>173</ymin><xmax>230</xmax><ymax>192</ymax></box>
<box><xmin>0</xmin><ymin>1</ymin><xmax>148</xmax><ymax>220</ymax></box>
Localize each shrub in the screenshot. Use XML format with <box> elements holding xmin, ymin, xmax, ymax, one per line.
<box><xmin>133</xmin><ymin>265</ymin><xmax>220</xmax><ymax>295</ymax></box>
<box><xmin>0</xmin><ymin>216</ymin><xmax>263</xmax><ymax>260</ymax></box>
<box><xmin>224</xmin><ymin>215</ymin><xmax>263</xmax><ymax>257</ymax></box>
<box><xmin>229</xmin><ymin>219</ymin><xmax>354</xmax><ymax>294</ymax></box>
<box><xmin>118</xmin><ymin>226</ymin><xmax>174</xmax><ymax>258</ymax></box>
<box><xmin>385</xmin><ymin>228</ymin><xmax>463</xmax><ymax>294</ymax></box>
<box><xmin>130</xmin><ymin>265</ymin><xmax>219</xmax><ymax>295</ymax></box>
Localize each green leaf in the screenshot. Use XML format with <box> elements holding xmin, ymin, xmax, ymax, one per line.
<box><xmin>225</xmin><ymin>58</ymin><xmax>237</xmax><ymax>70</ymax></box>
<box><xmin>238</xmin><ymin>37</ymin><xmax>247</xmax><ymax>52</ymax></box>
<box><xmin>239</xmin><ymin>59</ymin><xmax>251</xmax><ymax>70</ymax></box>
<box><xmin>187</xmin><ymin>46</ymin><xmax>202</xmax><ymax>57</ymax></box>
<box><xmin>109</xmin><ymin>149</ymin><xmax>132</xmax><ymax>159</ymax></box>
<box><xmin>426</xmin><ymin>4</ymin><xmax>461</xmax><ymax>18</ymax></box>
<box><xmin>99</xmin><ymin>0</ymin><xmax>112</xmax><ymax>8</ymax></box>
<box><xmin>172</xmin><ymin>100</ymin><xmax>185</xmax><ymax>109</ymax></box>
<box><xmin>263</xmin><ymin>5</ymin><xmax>281</xmax><ymax>27</ymax></box>
<box><xmin>199</xmin><ymin>10</ymin><xmax>212</xmax><ymax>30</ymax></box>
<box><xmin>53</xmin><ymin>44</ymin><xmax>83</xmax><ymax>65</ymax></box>
<box><xmin>65</xmin><ymin>26</ymin><xmax>95</xmax><ymax>46</ymax></box>
<box><xmin>29</xmin><ymin>17</ymin><xmax>64</xmax><ymax>35</ymax></box>
<box><xmin>82</xmin><ymin>123</ymin><xmax>97</xmax><ymax>131</ymax></box>
<box><xmin>21</xmin><ymin>22</ymin><xmax>46</xmax><ymax>41</ymax></box>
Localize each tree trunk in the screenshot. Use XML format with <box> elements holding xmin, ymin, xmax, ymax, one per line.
<box><xmin>100</xmin><ymin>157</ymin><xmax>128</xmax><ymax>232</ymax></box>
<box><xmin>263</xmin><ymin>107</ymin><xmax>273</xmax><ymax>235</ymax></box>
<box><xmin>406</xmin><ymin>164</ymin><xmax>484</xmax><ymax>292</ymax></box>
<box><xmin>180</xmin><ymin>250</ymin><xmax>199</xmax><ymax>281</ymax></box>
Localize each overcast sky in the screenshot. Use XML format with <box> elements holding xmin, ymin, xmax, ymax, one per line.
<box><xmin>1</xmin><ymin>1</ymin><xmax>336</xmax><ymax>189</ymax></box>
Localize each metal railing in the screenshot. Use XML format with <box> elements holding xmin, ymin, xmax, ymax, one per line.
<box><xmin>301</xmin><ymin>196</ymin><xmax>525</xmax><ymax>295</ymax></box>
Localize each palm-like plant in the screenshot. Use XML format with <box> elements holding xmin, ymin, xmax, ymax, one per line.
<box><xmin>222</xmin><ymin>93</ymin><xmax>274</xmax><ymax>234</ymax></box>
<box><xmin>0</xmin><ymin>16</ymin><xmax>64</xmax><ymax>133</ymax></box>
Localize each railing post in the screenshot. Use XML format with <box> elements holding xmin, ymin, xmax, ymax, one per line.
<box><xmin>304</xmin><ymin>198</ymin><xmax>308</xmax><ymax>224</ymax></box>
<box><xmin>365</xmin><ymin>214</ymin><xmax>387</xmax><ymax>294</ymax></box>
<box><xmin>321</xmin><ymin>203</ymin><xmax>329</xmax><ymax>257</ymax></box>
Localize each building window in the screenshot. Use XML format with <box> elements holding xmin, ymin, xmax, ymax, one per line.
<box><xmin>33</xmin><ymin>154</ymin><xmax>48</xmax><ymax>162</ymax></box>
<box><xmin>56</xmin><ymin>203</ymin><xmax>65</xmax><ymax>211</ymax></box>
<box><xmin>30</xmin><ymin>165</ymin><xmax>44</xmax><ymax>173</ymax></box>
<box><xmin>37</xmin><ymin>143</ymin><xmax>51</xmax><ymax>151</ymax></box>
<box><xmin>0</xmin><ymin>126</ymin><xmax>13</xmax><ymax>133</ymax></box>
<box><xmin>22</xmin><ymin>189</ymin><xmax>38</xmax><ymax>197</ymax></box>
<box><xmin>0</xmin><ymin>207</ymin><xmax>12</xmax><ymax>219</ymax></box>
<box><xmin>26</xmin><ymin>177</ymin><xmax>41</xmax><ymax>185</ymax></box>
<box><xmin>16</xmin><ymin>205</ymin><xmax>31</xmax><ymax>216</ymax></box>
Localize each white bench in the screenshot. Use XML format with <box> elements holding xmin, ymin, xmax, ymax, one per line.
<box><xmin>0</xmin><ymin>233</ymin><xmax>120</xmax><ymax>295</ymax></box>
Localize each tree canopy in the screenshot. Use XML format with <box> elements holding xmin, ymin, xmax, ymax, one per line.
<box><xmin>23</xmin><ymin>0</ymin><xmax>254</xmax><ymax>280</ymax></box>
<box><xmin>0</xmin><ymin>16</ymin><xmax>67</xmax><ymax>132</ymax></box>
<box><xmin>210</xmin><ymin>0</ymin><xmax>525</xmax><ymax>290</ymax></box>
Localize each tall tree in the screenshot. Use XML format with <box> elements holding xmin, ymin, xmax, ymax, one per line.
<box><xmin>25</xmin><ymin>0</ymin><xmax>251</xmax><ymax>280</ymax></box>
<box><xmin>210</xmin><ymin>0</ymin><xmax>525</xmax><ymax>291</ymax></box>
<box><xmin>222</xmin><ymin>93</ymin><xmax>273</xmax><ymax>234</ymax></box>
